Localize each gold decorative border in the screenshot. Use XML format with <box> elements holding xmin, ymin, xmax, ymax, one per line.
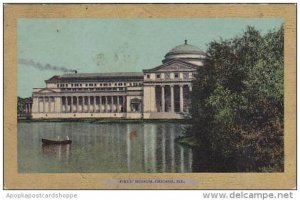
<box><xmin>4</xmin><ymin>4</ymin><xmax>296</xmax><ymax>189</ymax></box>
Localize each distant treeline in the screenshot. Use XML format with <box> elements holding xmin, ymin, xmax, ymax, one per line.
<box><xmin>184</xmin><ymin>26</ymin><xmax>284</xmax><ymax>172</ymax></box>
<box><xmin>17</xmin><ymin>96</ymin><xmax>32</xmax><ymax>114</ymax></box>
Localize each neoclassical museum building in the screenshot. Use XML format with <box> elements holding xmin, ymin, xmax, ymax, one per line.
<box><xmin>29</xmin><ymin>40</ymin><xmax>206</xmax><ymax>119</ymax></box>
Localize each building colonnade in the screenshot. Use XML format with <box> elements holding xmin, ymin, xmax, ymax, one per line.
<box><xmin>155</xmin><ymin>84</ymin><xmax>192</xmax><ymax>113</ymax></box>
<box><xmin>35</xmin><ymin>95</ymin><xmax>128</xmax><ymax>113</ymax></box>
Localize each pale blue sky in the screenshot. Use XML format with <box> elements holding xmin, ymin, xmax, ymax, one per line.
<box><xmin>17</xmin><ymin>18</ymin><xmax>283</xmax><ymax>97</ymax></box>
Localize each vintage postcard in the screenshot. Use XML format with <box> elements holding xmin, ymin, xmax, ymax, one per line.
<box><xmin>3</xmin><ymin>4</ymin><xmax>296</xmax><ymax>189</ymax></box>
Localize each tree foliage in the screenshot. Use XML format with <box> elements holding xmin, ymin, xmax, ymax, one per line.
<box><xmin>189</xmin><ymin>26</ymin><xmax>284</xmax><ymax>172</ymax></box>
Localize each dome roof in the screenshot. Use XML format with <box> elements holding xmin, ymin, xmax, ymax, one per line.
<box><xmin>166</xmin><ymin>40</ymin><xmax>205</xmax><ymax>56</ymax></box>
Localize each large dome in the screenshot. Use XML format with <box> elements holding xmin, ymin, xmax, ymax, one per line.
<box><xmin>167</xmin><ymin>43</ymin><xmax>205</xmax><ymax>55</ymax></box>
<box><xmin>163</xmin><ymin>40</ymin><xmax>206</xmax><ymax>66</ymax></box>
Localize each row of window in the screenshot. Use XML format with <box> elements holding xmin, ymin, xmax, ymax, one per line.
<box><xmin>60</xmin><ymin>87</ymin><xmax>126</xmax><ymax>92</ymax></box>
<box><xmin>57</xmin><ymin>82</ymin><xmax>142</xmax><ymax>88</ymax></box>
<box><xmin>145</xmin><ymin>72</ymin><xmax>196</xmax><ymax>79</ymax></box>
<box><xmin>61</xmin><ymin>97</ymin><xmax>125</xmax><ymax>105</ymax></box>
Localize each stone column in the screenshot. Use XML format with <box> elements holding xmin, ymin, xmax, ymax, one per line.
<box><xmin>38</xmin><ymin>97</ymin><xmax>40</xmax><ymax>113</ymax></box>
<box><xmin>111</xmin><ymin>96</ymin><xmax>114</xmax><ymax>113</ymax></box>
<box><xmin>93</xmin><ymin>96</ymin><xmax>96</xmax><ymax>112</ymax></box>
<box><xmin>48</xmin><ymin>97</ymin><xmax>51</xmax><ymax>113</ymax></box>
<box><xmin>48</xmin><ymin>97</ymin><xmax>52</xmax><ymax>112</ymax></box>
<box><xmin>45</xmin><ymin>98</ymin><xmax>48</xmax><ymax>113</ymax></box>
<box><xmin>161</xmin><ymin>86</ymin><xmax>165</xmax><ymax>112</ymax></box>
<box><xmin>64</xmin><ymin>97</ymin><xmax>67</xmax><ymax>113</ymax></box>
<box><xmin>91</xmin><ymin>96</ymin><xmax>93</xmax><ymax>112</ymax></box>
<box><xmin>99</xmin><ymin>96</ymin><xmax>102</xmax><ymax>112</ymax></box>
<box><xmin>99</xmin><ymin>96</ymin><xmax>103</xmax><ymax>112</ymax></box>
<box><xmin>80</xmin><ymin>97</ymin><xmax>82</xmax><ymax>113</ymax></box>
<box><xmin>62</xmin><ymin>97</ymin><xmax>65</xmax><ymax>113</ymax></box>
<box><xmin>179</xmin><ymin>85</ymin><xmax>184</xmax><ymax>112</ymax></box>
<box><xmin>65</xmin><ymin>96</ymin><xmax>69</xmax><ymax>112</ymax></box>
<box><xmin>70</xmin><ymin>96</ymin><xmax>73</xmax><ymax>113</ymax></box>
<box><xmin>90</xmin><ymin>96</ymin><xmax>93</xmax><ymax>112</ymax></box>
<box><xmin>94</xmin><ymin>96</ymin><xmax>97</xmax><ymax>112</ymax></box>
<box><xmin>52</xmin><ymin>97</ymin><xmax>54</xmax><ymax>113</ymax></box>
<box><xmin>51</xmin><ymin>97</ymin><xmax>54</xmax><ymax>113</ymax></box>
<box><xmin>69</xmin><ymin>97</ymin><xmax>71</xmax><ymax>113</ymax></box>
<box><xmin>65</xmin><ymin>97</ymin><xmax>68</xmax><ymax>113</ymax></box>
<box><xmin>123</xmin><ymin>96</ymin><xmax>125</xmax><ymax>112</ymax></box>
<box><xmin>39</xmin><ymin>97</ymin><xmax>42</xmax><ymax>113</ymax></box>
<box><xmin>98</xmin><ymin>96</ymin><xmax>100</xmax><ymax>112</ymax></box>
<box><xmin>82</xmin><ymin>96</ymin><xmax>84</xmax><ymax>113</ymax></box>
<box><xmin>89</xmin><ymin>96</ymin><xmax>94</xmax><ymax>112</ymax></box>
<box><xmin>105</xmin><ymin>96</ymin><xmax>108</xmax><ymax>113</ymax></box>
<box><xmin>170</xmin><ymin>85</ymin><xmax>174</xmax><ymax>112</ymax></box>
<box><xmin>61</xmin><ymin>97</ymin><xmax>63</xmax><ymax>113</ymax></box>
<box><xmin>43</xmin><ymin>97</ymin><xmax>45</xmax><ymax>113</ymax></box>
<box><xmin>119</xmin><ymin>96</ymin><xmax>122</xmax><ymax>112</ymax></box>
<box><xmin>126</xmin><ymin>96</ymin><xmax>130</xmax><ymax>112</ymax></box>
<box><xmin>76</xmin><ymin>96</ymin><xmax>79</xmax><ymax>113</ymax></box>
<box><xmin>122</xmin><ymin>96</ymin><xmax>125</xmax><ymax>112</ymax></box>
<box><xmin>88</xmin><ymin>96</ymin><xmax>91</xmax><ymax>112</ymax></box>
<box><xmin>85</xmin><ymin>96</ymin><xmax>87</xmax><ymax>112</ymax></box>
<box><xmin>117</xmin><ymin>96</ymin><xmax>120</xmax><ymax>113</ymax></box>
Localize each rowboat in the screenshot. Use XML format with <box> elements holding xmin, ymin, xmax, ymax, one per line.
<box><xmin>41</xmin><ymin>138</ymin><xmax>72</xmax><ymax>145</ymax></box>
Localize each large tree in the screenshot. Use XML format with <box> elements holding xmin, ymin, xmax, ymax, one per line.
<box><xmin>188</xmin><ymin>25</ymin><xmax>284</xmax><ymax>172</ymax></box>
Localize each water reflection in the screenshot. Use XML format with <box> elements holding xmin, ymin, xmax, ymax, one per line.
<box><xmin>42</xmin><ymin>144</ymin><xmax>71</xmax><ymax>162</ymax></box>
<box><xmin>18</xmin><ymin>122</ymin><xmax>193</xmax><ymax>173</ymax></box>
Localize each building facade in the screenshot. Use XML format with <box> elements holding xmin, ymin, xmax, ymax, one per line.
<box><xmin>31</xmin><ymin>40</ymin><xmax>206</xmax><ymax>119</ymax></box>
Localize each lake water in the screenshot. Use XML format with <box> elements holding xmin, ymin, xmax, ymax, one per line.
<box><xmin>18</xmin><ymin>122</ymin><xmax>194</xmax><ymax>173</ymax></box>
